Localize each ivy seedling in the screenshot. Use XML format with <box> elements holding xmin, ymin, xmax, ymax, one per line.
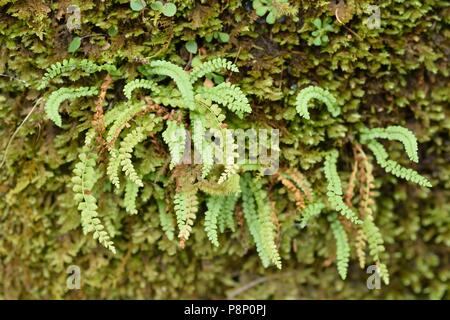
<box><xmin>151</xmin><ymin>1</ymin><xmax>177</xmax><ymax>17</ymax></box>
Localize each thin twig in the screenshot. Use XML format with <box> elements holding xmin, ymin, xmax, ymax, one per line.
<box><xmin>0</xmin><ymin>97</ymin><xmax>43</xmax><ymax>169</ymax></box>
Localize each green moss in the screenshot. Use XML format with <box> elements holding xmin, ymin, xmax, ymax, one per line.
<box><xmin>0</xmin><ymin>0</ymin><xmax>449</xmax><ymax>299</ymax></box>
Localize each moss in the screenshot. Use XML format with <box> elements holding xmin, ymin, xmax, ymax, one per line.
<box><xmin>0</xmin><ymin>0</ymin><xmax>449</xmax><ymax>299</ymax></box>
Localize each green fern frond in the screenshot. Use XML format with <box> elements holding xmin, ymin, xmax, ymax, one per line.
<box><xmin>295</xmin><ymin>85</ymin><xmax>339</xmax><ymax>119</ymax></box>
<box><xmin>367</xmin><ymin>140</ymin><xmax>431</xmax><ymax>187</ymax></box>
<box><xmin>328</xmin><ymin>213</ymin><xmax>350</xmax><ymax>280</ymax></box>
<box><xmin>198</xmin><ymin>82</ymin><xmax>251</xmax><ymax>118</ymax></box>
<box><xmin>123</xmin><ymin>79</ymin><xmax>159</xmax><ymax>100</ymax></box>
<box><xmin>361</xmin><ymin>125</ymin><xmax>419</xmax><ymax>163</ymax></box>
<box><xmin>377</xmin><ymin>262</ymin><xmax>390</xmax><ymax>285</ymax></box>
<box><xmin>298</xmin><ymin>201</ymin><xmax>325</xmax><ymax>228</ymax></box>
<box><xmin>191</xmin><ymin>116</ymin><xmax>214</xmax><ymax>178</ymax></box>
<box><xmin>106</xmin><ymin>102</ymin><xmax>147</xmax><ymax>144</ymax></box>
<box><xmin>218</xmin><ymin>195</ymin><xmax>238</xmax><ymax>233</ymax></box>
<box><xmin>118</xmin><ymin>126</ymin><xmax>148</xmax><ymax>187</ymax></box>
<box><xmin>44</xmin><ymin>87</ymin><xmax>98</xmax><ymax>127</ymax></box>
<box><xmin>240</xmin><ymin>176</ymin><xmax>270</xmax><ymax>267</ymax></box>
<box><xmin>107</xmin><ymin>148</ymin><xmax>121</xmax><ymax>189</ymax></box>
<box><xmin>157</xmin><ymin>199</ymin><xmax>175</xmax><ymax>241</ymax></box>
<box><xmin>38</xmin><ymin>58</ymin><xmax>117</xmax><ymax>90</ymax></box>
<box><xmin>189</xmin><ymin>58</ymin><xmax>239</xmax><ymax>83</ymax></box>
<box><xmin>71</xmin><ymin>131</ymin><xmax>115</xmax><ymax>253</ymax></box>
<box><xmin>204</xmin><ymin>196</ymin><xmax>223</xmax><ymax>247</ymax></box>
<box><xmin>324</xmin><ymin>150</ymin><xmax>362</xmax><ymax>224</ymax></box>
<box><xmin>148</xmin><ymin>60</ymin><xmax>195</xmax><ymax>110</ymax></box>
<box><xmin>174</xmin><ymin>189</ymin><xmax>198</xmax><ymax>245</ymax></box>
<box><xmin>362</xmin><ymin>216</ymin><xmax>385</xmax><ymax>262</ymax></box>
<box><xmin>249</xmin><ymin>179</ymin><xmax>282</xmax><ymax>269</ymax></box>
<box><xmin>124</xmin><ymin>180</ymin><xmax>139</xmax><ymax>215</ymax></box>
<box><xmin>162</xmin><ymin>120</ymin><xmax>186</xmax><ymax>169</ymax></box>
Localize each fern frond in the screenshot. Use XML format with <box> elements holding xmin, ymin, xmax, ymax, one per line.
<box><xmin>118</xmin><ymin>126</ymin><xmax>148</xmax><ymax>187</ymax></box>
<box><xmin>189</xmin><ymin>58</ymin><xmax>239</xmax><ymax>83</ymax></box>
<box><xmin>157</xmin><ymin>199</ymin><xmax>175</xmax><ymax>241</ymax></box>
<box><xmin>148</xmin><ymin>60</ymin><xmax>195</xmax><ymax>110</ymax></box>
<box><xmin>198</xmin><ymin>82</ymin><xmax>251</xmax><ymax>118</ymax></box>
<box><xmin>362</xmin><ymin>216</ymin><xmax>385</xmax><ymax>262</ymax></box>
<box><xmin>44</xmin><ymin>87</ymin><xmax>98</xmax><ymax>127</ymax></box>
<box><xmin>71</xmin><ymin>131</ymin><xmax>115</xmax><ymax>253</ymax></box>
<box><xmin>38</xmin><ymin>58</ymin><xmax>117</xmax><ymax>90</ymax></box>
<box><xmin>328</xmin><ymin>214</ymin><xmax>350</xmax><ymax>280</ymax></box>
<box><xmin>277</xmin><ymin>173</ymin><xmax>305</xmax><ymax>209</ymax></box>
<box><xmin>282</xmin><ymin>168</ymin><xmax>314</xmax><ymax>201</ymax></box>
<box><xmin>123</xmin><ymin>79</ymin><xmax>159</xmax><ymax>100</ymax></box>
<box><xmin>324</xmin><ymin>150</ymin><xmax>362</xmax><ymax>224</ymax></box>
<box><xmin>204</xmin><ymin>196</ymin><xmax>223</xmax><ymax>247</ymax></box>
<box><xmin>124</xmin><ymin>180</ymin><xmax>139</xmax><ymax>215</ymax></box>
<box><xmin>106</xmin><ymin>102</ymin><xmax>147</xmax><ymax>144</ymax></box>
<box><xmin>298</xmin><ymin>201</ymin><xmax>325</xmax><ymax>228</ymax></box>
<box><xmin>367</xmin><ymin>140</ymin><xmax>431</xmax><ymax>187</ymax></box>
<box><xmin>218</xmin><ymin>195</ymin><xmax>238</xmax><ymax>233</ymax></box>
<box><xmin>295</xmin><ymin>85</ymin><xmax>339</xmax><ymax>119</ymax></box>
<box><xmin>361</xmin><ymin>125</ymin><xmax>419</xmax><ymax>163</ymax></box>
<box><xmin>355</xmin><ymin>229</ymin><xmax>367</xmax><ymax>269</ymax></box>
<box><xmin>250</xmin><ymin>179</ymin><xmax>282</xmax><ymax>269</ymax></box>
<box><xmin>162</xmin><ymin>120</ymin><xmax>186</xmax><ymax>169</ymax></box>
<box><xmin>107</xmin><ymin>148</ymin><xmax>121</xmax><ymax>189</ymax></box>
<box><xmin>174</xmin><ymin>189</ymin><xmax>198</xmax><ymax>247</ymax></box>
<box><xmin>191</xmin><ymin>116</ymin><xmax>214</xmax><ymax>178</ymax></box>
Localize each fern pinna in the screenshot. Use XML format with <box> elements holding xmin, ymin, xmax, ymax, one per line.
<box><xmin>38</xmin><ymin>57</ymin><xmax>431</xmax><ymax>283</ymax></box>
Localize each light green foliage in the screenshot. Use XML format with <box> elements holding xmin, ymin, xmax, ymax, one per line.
<box><xmin>37</xmin><ymin>58</ymin><xmax>117</xmax><ymax>90</ymax></box>
<box><xmin>253</xmin><ymin>0</ymin><xmax>297</xmax><ymax>24</ymax></box>
<box><xmin>123</xmin><ymin>79</ymin><xmax>159</xmax><ymax>100</ymax></box>
<box><xmin>124</xmin><ymin>180</ymin><xmax>139</xmax><ymax>215</ymax></box>
<box><xmin>147</xmin><ymin>60</ymin><xmax>195</xmax><ymax>110</ymax></box>
<box><xmin>298</xmin><ymin>201</ymin><xmax>325</xmax><ymax>228</ymax></box>
<box><xmin>218</xmin><ymin>195</ymin><xmax>238</xmax><ymax>233</ymax></box>
<box><xmin>361</xmin><ymin>126</ymin><xmax>419</xmax><ymax>162</ymax></box>
<box><xmin>367</xmin><ymin>140</ymin><xmax>431</xmax><ymax>187</ymax></box>
<box><xmin>295</xmin><ymin>86</ymin><xmax>340</xmax><ymax>119</ymax></box>
<box><xmin>324</xmin><ymin>150</ymin><xmax>362</xmax><ymax>224</ymax></box>
<box><xmin>71</xmin><ymin>131</ymin><xmax>116</xmax><ymax>253</ymax></box>
<box><xmin>118</xmin><ymin>126</ymin><xmax>147</xmax><ymax>187</ymax></box>
<box><xmin>204</xmin><ymin>196</ymin><xmax>222</xmax><ymax>247</ymax></box>
<box><xmin>44</xmin><ymin>87</ymin><xmax>98</xmax><ymax>127</ymax></box>
<box><xmin>310</xmin><ymin>17</ymin><xmax>334</xmax><ymax>46</ymax></box>
<box><xmin>329</xmin><ymin>214</ymin><xmax>350</xmax><ymax>280</ymax></box>
<box><xmin>174</xmin><ymin>189</ymin><xmax>198</xmax><ymax>243</ymax></box>
<box><xmin>241</xmin><ymin>176</ymin><xmax>281</xmax><ymax>269</ymax></box>
<box><xmin>1</xmin><ymin>0</ymin><xmax>446</xmax><ymax>299</ymax></box>
<box><xmin>162</xmin><ymin>120</ymin><xmax>186</xmax><ymax>169</ymax></box>
<box><xmin>198</xmin><ymin>82</ymin><xmax>252</xmax><ymax>118</ymax></box>
<box><xmin>189</xmin><ymin>58</ymin><xmax>239</xmax><ymax>83</ymax></box>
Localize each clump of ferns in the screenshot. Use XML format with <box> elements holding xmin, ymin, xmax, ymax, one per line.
<box><xmin>38</xmin><ymin>57</ymin><xmax>253</xmax><ymax>255</ymax></box>
<box><xmin>292</xmin><ymin>85</ymin><xmax>431</xmax><ymax>281</ymax></box>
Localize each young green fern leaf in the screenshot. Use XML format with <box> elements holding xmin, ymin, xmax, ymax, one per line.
<box><xmin>298</xmin><ymin>201</ymin><xmax>325</xmax><ymax>228</ymax></box>
<box><xmin>162</xmin><ymin>120</ymin><xmax>186</xmax><ymax>169</ymax></box>
<box><xmin>118</xmin><ymin>126</ymin><xmax>148</xmax><ymax>187</ymax></box>
<box><xmin>204</xmin><ymin>196</ymin><xmax>223</xmax><ymax>247</ymax></box>
<box><xmin>45</xmin><ymin>87</ymin><xmax>98</xmax><ymax>127</ymax></box>
<box><xmin>38</xmin><ymin>58</ymin><xmax>117</xmax><ymax>90</ymax></box>
<box><xmin>362</xmin><ymin>216</ymin><xmax>385</xmax><ymax>262</ymax></box>
<box><xmin>174</xmin><ymin>189</ymin><xmax>199</xmax><ymax>247</ymax></box>
<box><xmin>295</xmin><ymin>85</ymin><xmax>340</xmax><ymax>119</ymax></box>
<box><xmin>123</xmin><ymin>79</ymin><xmax>159</xmax><ymax>100</ymax></box>
<box><xmin>189</xmin><ymin>58</ymin><xmax>239</xmax><ymax>83</ymax></box>
<box><xmin>124</xmin><ymin>180</ymin><xmax>139</xmax><ymax>215</ymax></box>
<box><xmin>240</xmin><ymin>176</ymin><xmax>270</xmax><ymax>267</ymax></box>
<box><xmin>249</xmin><ymin>179</ymin><xmax>282</xmax><ymax>269</ymax></box>
<box><xmin>366</xmin><ymin>140</ymin><xmax>431</xmax><ymax>187</ymax></box>
<box><xmin>198</xmin><ymin>82</ymin><xmax>252</xmax><ymax>118</ymax></box>
<box><xmin>328</xmin><ymin>214</ymin><xmax>350</xmax><ymax>280</ymax></box>
<box><xmin>148</xmin><ymin>60</ymin><xmax>195</xmax><ymax>110</ymax></box>
<box><xmin>324</xmin><ymin>150</ymin><xmax>362</xmax><ymax>224</ymax></box>
<box><xmin>218</xmin><ymin>195</ymin><xmax>238</xmax><ymax>233</ymax></box>
<box><xmin>107</xmin><ymin>149</ymin><xmax>121</xmax><ymax>189</ymax></box>
<box><xmin>106</xmin><ymin>102</ymin><xmax>147</xmax><ymax>144</ymax></box>
<box><xmin>157</xmin><ymin>199</ymin><xmax>175</xmax><ymax>241</ymax></box>
<box><xmin>71</xmin><ymin>131</ymin><xmax>115</xmax><ymax>253</ymax></box>
<box><xmin>360</xmin><ymin>126</ymin><xmax>419</xmax><ymax>163</ymax></box>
